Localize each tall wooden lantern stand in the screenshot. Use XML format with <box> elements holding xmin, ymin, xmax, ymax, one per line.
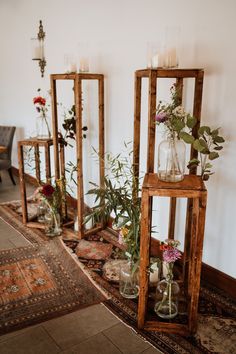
<box><xmin>50</xmin><ymin>73</ymin><xmax>105</xmax><ymax>240</ymax></box>
<box><xmin>133</xmin><ymin>68</ymin><xmax>207</xmax><ymax>335</ymax></box>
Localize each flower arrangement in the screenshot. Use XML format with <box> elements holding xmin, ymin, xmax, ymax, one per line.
<box><xmin>37</xmin><ymin>182</ymin><xmax>63</xmax><ymax>235</ymax></box>
<box><xmin>154</xmin><ymin>239</ymin><xmax>182</xmax><ymax>319</ymax></box>
<box><xmin>160</xmin><ymin>239</ymin><xmax>182</xmax><ymax>277</ymax></box>
<box><xmin>33</xmin><ymin>88</ymin><xmax>51</xmax><ymax>138</ymax></box>
<box><xmin>155</xmin><ymin>84</ymin><xmax>196</xmax><ymax>139</ymax></box>
<box><xmin>155</xmin><ymin>85</ymin><xmax>225</xmax><ymax>180</ymax></box>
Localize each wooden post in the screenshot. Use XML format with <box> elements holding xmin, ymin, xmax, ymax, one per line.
<box><xmin>34</xmin><ymin>144</ymin><xmax>40</xmax><ymax>182</ymax></box>
<box><xmin>75</xmin><ymin>76</ymin><xmax>84</xmax><ymax>239</ymax></box>
<box><xmin>18</xmin><ymin>143</ymin><xmax>28</xmax><ymax>224</ymax></box>
<box><xmin>45</xmin><ymin>142</ymin><xmax>51</xmax><ymax>183</ymax></box>
<box><xmin>147</xmin><ymin>70</ymin><xmax>157</xmax><ymax>173</ymax></box>
<box><xmin>138</xmin><ymin>187</ymin><xmax>151</xmax><ymax>329</ymax></box>
<box><xmin>51</xmin><ymin>76</ymin><xmax>60</xmax><ymax>179</ymax></box>
<box><xmin>133</xmin><ymin>73</ymin><xmax>142</xmax><ymax>182</ymax></box>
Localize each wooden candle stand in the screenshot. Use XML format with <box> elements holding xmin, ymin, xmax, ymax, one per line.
<box><xmin>50</xmin><ymin>73</ymin><xmax>105</xmax><ymax>239</ymax></box>
<box><xmin>133</xmin><ymin>68</ymin><xmax>206</xmax><ymax>334</ymax></box>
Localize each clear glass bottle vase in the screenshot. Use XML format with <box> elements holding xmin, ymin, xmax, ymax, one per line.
<box><xmin>154</xmin><ymin>264</ymin><xmax>180</xmax><ymax>319</ymax></box>
<box><xmin>37</xmin><ymin>200</ymin><xmax>47</xmax><ymax>223</ymax></box>
<box><xmin>119</xmin><ymin>261</ymin><xmax>139</xmax><ymax>299</ymax></box>
<box><xmin>44</xmin><ymin>209</ymin><xmax>62</xmax><ymax>237</ymax></box>
<box><xmin>158</xmin><ymin>134</ymin><xmax>185</xmax><ymax>182</ymax></box>
<box><xmin>36</xmin><ymin>113</ymin><xmax>51</xmax><ymax>139</ymax></box>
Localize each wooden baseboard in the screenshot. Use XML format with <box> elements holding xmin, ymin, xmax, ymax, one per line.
<box><xmin>12</xmin><ymin>166</ymin><xmax>236</xmax><ymax>301</ymax></box>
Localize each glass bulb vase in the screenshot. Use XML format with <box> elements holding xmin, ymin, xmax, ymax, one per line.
<box><xmin>119</xmin><ymin>261</ymin><xmax>139</xmax><ymax>299</ymax></box>
<box><xmin>158</xmin><ymin>135</ymin><xmax>185</xmax><ymax>182</ymax></box>
<box><xmin>44</xmin><ymin>209</ymin><xmax>62</xmax><ymax>237</ymax></box>
<box><xmin>36</xmin><ymin>113</ymin><xmax>51</xmax><ymax>139</ymax></box>
<box><xmin>154</xmin><ymin>274</ymin><xmax>180</xmax><ymax>319</ymax></box>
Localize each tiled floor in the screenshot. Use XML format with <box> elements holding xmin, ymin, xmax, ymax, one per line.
<box><xmin>0</xmin><ymin>171</ymin><xmax>163</xmax><ymax>354</ymax></box>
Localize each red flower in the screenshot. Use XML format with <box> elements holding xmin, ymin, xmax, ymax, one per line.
<box><xmin>33</xmin><ymin>96</ymin><xmax>46</xmax><ymax>106</ymax></box>
<box><xmin>41</xmin><ymin>184</ymin><xmax>55</xmax><ymax>197</ymax></box>
<box><xmin>160</xmin><ymin>244</ymin><xmax>171</xmax><ymax>251</ymax></box>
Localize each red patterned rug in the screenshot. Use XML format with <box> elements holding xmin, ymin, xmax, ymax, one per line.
<box><xmin>1</xmin><ymin>204</ymin><xmax>236</xmax><ymax>354</ymax></box>
<box><xmin>0</xmin><ymin>206</ymin><xmax>106</xmax><ymax>335</ymax></box>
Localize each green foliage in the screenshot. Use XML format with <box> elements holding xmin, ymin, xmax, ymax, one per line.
<box><xmin>155</xmin><ymin>85</ymin><xmax>225</xmax><ymax>181</ymax></box>
<box><xmin>85</xmin><ymin>144</ymin><xmax>141</xmax><ymax>263</ymax></box>
<box><xmin>60</xmin><ymin>104</ymin><xmax>88</xmax><ymax>147</ymax></box>
<box><xmin>187</xmin><ymin>126</ymin><xmax>225</xmax><ymax>180</ymax></box>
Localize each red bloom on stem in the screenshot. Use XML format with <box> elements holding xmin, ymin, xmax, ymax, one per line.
<box><xmin>33</xmin><ymin>96</ymin><xmax>46</xmax><ymax>105</ymax></box>
<box><xmin>41</xmin><ymin>184</ymin><xmax>55</xmax><ymax>197</ymax></box>
<box><xmin>160</xmin><ymin>244</ymin><xmax>171</xmax><ymax>251</ymax></box>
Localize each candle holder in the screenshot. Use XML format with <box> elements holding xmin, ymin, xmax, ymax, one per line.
<box><xmin>31</xmin><ymin>20</ymin><xmax>46</xmax><ymax>77</ymax></box>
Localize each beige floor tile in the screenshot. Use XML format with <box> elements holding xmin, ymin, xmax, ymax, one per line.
<box><xmin>103</xmin><ymin>323</ymin><xmax>150</xmax><ymax>354</ymax></box>
<box><xmin>61</xmin><ymin>332</ymin><xmax>122</xmax><ymax>354</ymax></box>
<box><xmin>43</xmin><ymin>304</ymin><xmax>120</xmax><ymax>349</ymax></box>
<box><xmin>0</xmin><ymin>326</ymin><xmax>61</xmax><ymax>354</ymax></box>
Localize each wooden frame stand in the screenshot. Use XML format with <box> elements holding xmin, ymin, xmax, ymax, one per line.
<box><xmin>132</xmin><ymin>68</ymin><xmax>206</xmax><ymax>334</ymax></box>
<box><xmin>18</xmin><ymin>137</ymin><xmax>65</xmax><ymax>228</ymax></box>
<box><xmin>138</xmin><ymin>174</ymin><xmax>207</xmax><ymax>335</ymax></box>
<box><xmin>50</xmin><ymin>73</ymin><xmax>105</xmax><ymax>239</ymax></box>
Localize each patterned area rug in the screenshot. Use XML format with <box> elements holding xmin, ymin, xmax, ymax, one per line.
<box><xmin>1</xmin><ymin>204</ymin><xmax>236</xmax><ymax>353</ymax></box>
<box><xmin>0</xmin><ymin>205</ymin><xmax>106</xmax><ymax>335</ymax></box>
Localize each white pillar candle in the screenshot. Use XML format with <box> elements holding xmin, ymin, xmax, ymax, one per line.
<box><xmin>31</xmin><ymin>38</ymin><xmax>42</xmax><ymax>60</ymax></box>
<box><xmin>79</xmin><ymin>57</ymin><xmax>89</xmax><ymax>72</ymax></box>
<box><xmin>149</xmin><ymin>263</ymin><xmax>160</xmax><ymax>284</ymax></box>
<box><xmin>151</xmin><ymin>54</ymin><xmax>159</xmax><ymax>68</ymax></box>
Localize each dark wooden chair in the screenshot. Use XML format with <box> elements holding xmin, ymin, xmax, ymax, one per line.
<box><xmin>0</xmin><ymin>125</ymin><xmax>16</xmax><ymax>185</ymax></box>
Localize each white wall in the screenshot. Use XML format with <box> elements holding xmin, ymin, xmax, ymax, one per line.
<box><xmin>0</xmin><ymin>0</ymin><xmax>235</xmax><ymax>278</ymax></box>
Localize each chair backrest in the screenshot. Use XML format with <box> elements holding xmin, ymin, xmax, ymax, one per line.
<box><xmin>0</xmin><ymin>125</ymin><xmax>16</xmax><ymax>161</ymax></box>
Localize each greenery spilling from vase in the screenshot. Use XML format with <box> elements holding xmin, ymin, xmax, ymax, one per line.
<box><xmin>155</xmin><ymin>84</ymin><xmax>225</xmax><ymax>181</ymax></box>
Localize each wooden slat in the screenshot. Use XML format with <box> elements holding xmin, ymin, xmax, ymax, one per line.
<box><xmin>188</xmin><ymin>193</ymin><xmax>207</xmax><ymax>333</ymax></box>
<box><xmin>190</xmin><ymin>70</ymin><xmax>204</xmax><ymax>166</ymax></box>
<box><xmin>50</xmin><ymin>76</ymin><xmax>60</xmax><ymax>179</ymax></box>
<box><xmin>133</xmin><ymin>74</ymin><xmax>142</xmax><ymax>183</ymax></box>
<box><xmin>144</xmin><ymin>321</ymin><xmax>189</xmax><ymax>336</ymax></box>
<box><xmin>135</xmin><ymin>68</ymin><xmax>204</xmax><ymax>78</ymax></box>
<box><xmin>147</xmin><ymin>70</ymin><xmax>157</xmax><ymax>173</ymax></box>
<box><xmin>84</xmin><ymin>225</ymin><xmax>103</xmax><ymax>236</ymax></box>
<box><xmin>34</xmin><ymin>145</ymin><xmax>40</xmax><ymax>182</ymax></box>
<box><xmin>168</xmin><ymin>77</ymin><xmax>184</xmax><ymax>240</ymax></box>
<box><xmin>18</xmin><ymin>143</ymin><xmax>28</xmax><ymax>224</ymax></box>
<box><xmin>50</xmin><ymin>73</ymin><xmax>104</xmax><ymax>80</ymax></box>
<box><xmin>138</xmin><ymin>189</ymin><xmax>151</xmax><ymax>329</ymax></box>
<box><xmin>26</xmin><ymin>222</ymin><xmax>45</xmax><ymax>229</ymax></box>
<box><xmin>45</xmin><ymin>142</ymin><xmax>51</xmax><ymax>183</ymax></box>
<box><xmin>75</xmin><ymin>76</ymin><xmax>84</xmax><ymax>239</ymax></box>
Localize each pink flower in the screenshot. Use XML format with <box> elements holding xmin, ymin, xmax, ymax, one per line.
<box><xmin>163</xmin><ymin>247</ymin><xmax>181</xmax><ymax>263</ymax></box>
<box><xmin>155</xmin><ymin>112</ymin><xmax>167</xmax><ymax>123</ymax></box>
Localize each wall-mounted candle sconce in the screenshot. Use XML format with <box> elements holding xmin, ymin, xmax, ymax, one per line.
<box><xmin>31</xmin><ymin>20</ymin><xmax>46</xmax><ymax>77</ymax></box>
